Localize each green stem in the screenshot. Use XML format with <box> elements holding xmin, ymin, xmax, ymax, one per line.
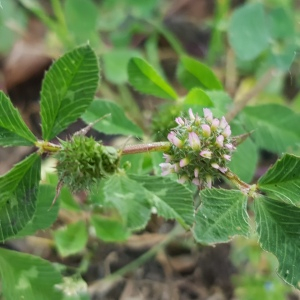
<box><xmin>121</xmin><ymin>142</ymin><xmax>171</xmax><ymax>155</ymax></box>
<box><xmin>223</xmin><ymin>169</ymin><xmax>257</xmax><ymax>197</ymax></box>
<box><xmin>35</xmin><ymin>140</ymin><xmax>61</xmax><ymax>154</ymax></box>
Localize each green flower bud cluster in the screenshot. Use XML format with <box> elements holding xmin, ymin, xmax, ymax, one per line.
<box><xmin>160</xmin><ymin>108</ymin><xmax>235</xmax><ymax>188</ymax></box>
<box><xmin>56</xmin><ymin>135</ymin><xmax>119</xmax><ymax>191</ymax></box>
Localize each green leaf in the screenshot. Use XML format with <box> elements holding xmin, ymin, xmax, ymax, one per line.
<box><xmin>228</xmin><ymin>3</ymin><xmax>269</xmax><ymax>60</ymax></box>
<box><xmin>41</xmin><ymin>44</ymin><xmax>99</xmax><ymax>140</ymax></box>
<box><xmin>0</xmin><ymin>248</ymin><xmax>63</xmax><ymax>300</ymax></box>
<box><xmin>241</xmin><ymin>104</ymin><xmax>300</xmax><ymax>153</ymax></box>
<box><xmin>16</xmin><ymin>184</ymin><xmax>59</xmax><ymax>237</ymax></box>
<box><xmin>177</xmin><ymin>55</ymin><xmax>223</xmax><ymax>91</ymax></box>
<box><xmin>254</xmin><ymin>196</ymin><xmax>300</xmax><ymax>288</ymax></box>
<box><xmin>91</xmin><ymin>215</ymin><xmax>130</xmax><ymax>242</ymax></box>
<box><xmin>128</xmin><ymin>57</ymin><xmax>178</xmax><ymax>100</ymax></box>
<box><xmin>207</xmin><ymin>91</ymin><xmax>233</xmax><ymax>117</ymax></box>
<box><xmin>129</xmin><ymin>175</ymin><xmax>194</xmax><ymax>228</ymax></box>
<box><xmin>0</xmin><ymin>153</ymin><xmax>41</xmax><ymax>241</ymax></box>
<box><xmin>229</xmin><ymin>122</ymin><xmax>258</xmax><ymax>183</ymax></box>
<box><xmin>183</xmin><ymin>88</ymin><xmax>213</xmax><ymax>106</ymax></box>
<box><xmin>193</xmin><ymin>189</ymin><xmax>249</xmax><ymax>245</ymax></box>
<box><xmin>103</xmin><ymin>173</ymin><xmax>151</xmax><ymax>230</ymax></box>
<box><xmin>0</xmin><ymin>91</ymin><xmax>36</xmax><ymax>146</ymax></box>
<box><xmin>258</xmin><ymin>154</ymin><xmax>300</xmax><ymax>205</ymax></box>
<box><xmin>103</xmin><ymin>49</ymin><xmax>141</xmax><ymax>84</ymax></box>
<box><xmin>81</xmin><ymin>99</ymin><xmax>143</xmax><ymax>137</ymax></box>
<box><xmin>64</xmin><ymin>0</ymin><xmax>99</xmax><ymax>45</ymax></box>
<box><xmin>54</xmin><ymin>221</ymin><xmax>88</xmax><ymax>257</ymax></box>
<box><xmin>267</xmin><ymin>7</ymin><xmax>296</xmax><ymax>71</ymax></box>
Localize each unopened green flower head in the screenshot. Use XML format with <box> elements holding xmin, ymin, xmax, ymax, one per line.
<box><xmin>56</xmin><ymin>135</ymin><xmax>119</xmax><ymax>191</ymax></box>
<box><xmin>160</xmin><ymin>108</ymin><xmax>235</xmax><ymax>188</ymax></box>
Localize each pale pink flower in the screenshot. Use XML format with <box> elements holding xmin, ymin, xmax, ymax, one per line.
<box><xmin>211</xmin><ymin>118</ymin><xmax>220</xmax><ymax>131</ymax></box>
<box><xmin>222</xmin><ymin>126</ymin><xmax>231</xmax><ymax>138</ymax></box>
<box><xmin>195</xmin><ymin>115</ymin><xmax>201</xmax><ymax>125</ymax></box>
<box><xmin>163</xmin><ymin>153</ymin><xmax>172</xmax><ymax>163</ymax></box>
<box><xmin>192</xmin><ymin>178</ymin><xmax>200</xmax><ymax>186</ymax></box>
<box><xmin>203</xmin><ymin>108</ymin><xmax>213</xmax><ymax>123</ymax></box>
<box><xmin>179</xmin><ymin>157</ymin><xmax>190</xmax><ymax>167</ymax></box>
<box><xmin>188</xmin><ymin>132</ymin><xmax>201</xmax><ymax>150</ymax></box>
<box><xmin>201</xmin><ymin>124</ymin><xmax>211</xmax><ymax>137</ymax></box>
<box><xmin>219</xmin><ymin>167</ymin><xmax>228</xmax><ymax>173</ymax></box>
<box><xmin>211</xmin><ymin>162</ymin><xmax>220</xmax><ymax>169</ymax></box>
<box><xmin>206</xmin><ymin>175</ymin><xmax>212</xmax><ymax>188</ymax></box>
<box><xmin>159</xmin><ymin>163</ymin><xmax>174</xmax><ymax>176</ymax></box>
<box><xmin>178</xmin><ymin>175</ymin><xmax>189</xmax><ymax>184</ymax></box>
<box><xmin>225</xmin><ymin>143</ymin><xmax>236</xmax><ymax>150</ymax></box>
<box><xmin>223</xmin><ymin>154</ymin><xmax>231</xmax><ymax>161</ymax></box>
<box><xmin>216</xmin><ymin>135</ymin><xmax>224</xmax><ymax>148</ymax></box>
<box><xmin>194</xmin><ymin>168</ymin><xmax>199</xmax><ymax>178</ymax></box>
<box><xmin>200</xmin><ymin>150</ymin><xmax>212</xmax><ymax>159</ymax></box>
<box><xmin>175</xmin><ymin>117</ymin><xmax>184</xmax><ymax>126</ymax></box>
<box><xmin>219</xmin><ymin>116</ymin><xmax>228</xmax><ymax>129</ymax></box>
<box><xmin>168</xmin><ymin>132</ymin><xmax>183</xmax><ymax>148</ymax></box>
<box><xmin>189</xmin><ymin>108</ymin><xmax>195</xmax><ymax>120</ymax></box>
<box><xmin>173</xmin><ymin>163</ymin><xmax>180</xmax><ymax>173</ymax></box>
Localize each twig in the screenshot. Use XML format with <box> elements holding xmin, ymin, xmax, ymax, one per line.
<box><xmin>226</xmin><ymin>68</ymin><xmax>277</xmax><ymax>122</ymax></box>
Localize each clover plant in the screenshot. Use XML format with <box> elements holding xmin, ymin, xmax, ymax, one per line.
<box><xmin>0</xmin><ymin>1</ymin><xmax>299</xmax><ymax>299</ymax></box>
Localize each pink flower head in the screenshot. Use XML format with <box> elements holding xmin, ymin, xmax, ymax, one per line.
<box><xmin>211</xmin><ymin>118</ymin><xmax>220</xmax><ymax>131</ymax></box>
<box><xmin>219</xmin><ymin>116</ymin><xmax>228</xmax><ymax>129</ymax></box>
<box><xmin>201</xmin><ymin>124</ymin><xmax>211</xmax><ymax>137</ymax></box>
<box><xmin>189</xmin><ymin>108</ymin><xmax>195</xmax><ymax>121</ymax></box>
<box><xmin>175</xmin><ymin>117</ymin><xmax>184</xmax><ymax>126</ymax></box>
<box><xmin>200</xmin><ymin>150</ymin><xmax>212</xmax><ymax>159</ymax></box>
<box><xmin>178</xmin><ymin>175</ymin><xmax>188</xmax><ymax>184</ymax></box>
<box><xmin>194</xmin><ymin>168</ymin><xmax>199</xmax><ymax>178</ymax></box>
<box><xmin>179</xmin><ymin>157</ymin><xmax>190</xmax><ymax>167</ymax></box>
<box><xmin>203</xmin><ymin>108</ymin><xmax>213</xmax><ymax>123</ymax></box>
<box><xmin>168</xmin><ymin>131</ymin><xmax>183</xmax><ymax>148</ymax></box>
<box><xmin>163</xmin><ymin>153</ymin><xmax>172</xmax><ymax>163</ymax></box>
<box><xmin>188</xmin><ymin>132</ymin><xmax>201</xmax><ymax>150</ymax></box>
<box><xmin>192</xmin><ymin>178</ymin><xmax>200</xmax><ymax>186</ymax></box>
<box><xmin>216</xmin><ymin>135</ymin><xmax>224</xmax><ymax>148</ymax></box>
<box><xmin>159</xmin><ymin>163</ymin><xmax>174</xmax><ymax>176</ymax></box>
<box><xmin>222</xmin><ymin>126</ymin><xmax>231</xmax><ymax>138</ymax></box>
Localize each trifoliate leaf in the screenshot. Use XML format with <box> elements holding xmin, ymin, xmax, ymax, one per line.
<box><xmin>0</xmin><ymin>248</ymin><xmax>63</xmax><ymax>300</ymax></box>
<box><xmin>40</xmin><ymin>44</ymin><xmax>99</xmax><ymax>140</ymax></box>
<box><xmin>0</xmin><ymin>153</ymin><xmax>41</xmax><ymax>241</ymax></box>
<box><xmin>193</xmin><ymin>188</ymin><xmax>250</xmax><ymax>244</ymax></box>
<box><xmin>0</xmin><ymin>91</ymin><xmax>36</xmax><ymax>146</ymax></box>
<box><xmin>82</xmin><ymin>99</ymin><xmax>143</xmax><ymax>137</ymax></box>
<box><xmin>129</xmin><ymin>174</ymin><xmax>194</xmax><ymax>228</ymax></box>
<box><xmin>255</xmin><ymin>196</ymin><xmax>300</xmax><ymax>288</ymax></box>
<box><xmin>54</xmin><ymin>221</ymin><xmax>88</xmax><ymax>257</ymax></box>
<box><xmin>258</xmin><ymin>154</ymin><xmax>300</xmax><ymax>205</ymax></box>
<box><xmin>128</xmin><ymin>57</ymin><xmax>178</xmax><ymax>100</ymax></box>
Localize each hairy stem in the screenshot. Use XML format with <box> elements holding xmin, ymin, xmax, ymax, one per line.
<box><xmin>222</xmin><ymin>169</ymin><xmax>257</xmax><ymax>197</ymax></box>
<box><xmin>121</xmin><ymin>142</ymin><xmax>171</xmax><ymax>155</ymax></box>
<box><xmin>226</xmin><ymin>68</ymin><xmax>277</xmax><ymax>122</ymax></box>
<box><xmin>35</xmin><ymin>140</ymin><xmax>61</xmax><ymax>154</ymax></box>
